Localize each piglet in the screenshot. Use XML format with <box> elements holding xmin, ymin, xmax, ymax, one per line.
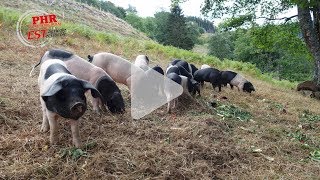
<box><xmin>38</xmin><ymin>59</ymin><xmax>102</xmax><ymax>147</ymax></box>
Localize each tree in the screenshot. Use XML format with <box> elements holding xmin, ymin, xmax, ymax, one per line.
<box><xmin>163</xmin><ymin>5</ymin><xmax>195</xmax><ymax>50</ymax></box>
<box><xmin>208</xmin><ymin>31</ymin><xmax>234</xmax><ymax>60</ymax></box>
<box><xmin>199</xmin><ymin>0</ymin><xmax>320</xmax><ymax>83</ymax></box>
<box><xmin>126</xmin><ymin>4</ymin><xmax>137</xmax><ymax>14</ymax></box>
<box><xmin>153</xmin><ymin>11</ymin><xmax>170</xmax><ymax>43</ymax></box>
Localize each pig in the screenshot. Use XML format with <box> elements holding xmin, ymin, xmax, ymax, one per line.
<box><xmin>201</xmin><ymin>64</ymin><xmax>210</xmax><ymax>69</ymax></box>
<box><xmin>88</xmin><ymin>52</ymin><xmax>146</xmax><ymax>91</ymax></box>
<box><xmin>169</xmin><ymin>59</ymin><xmax>182</xmax><ymax>66</ymax></box>
<box><xmin>194</xmin><ymin>68</ymin><xmax>222</xmax><ymax>91</ymax></box>
<box><xmin>166</xmin><ymin>65</ymin><xmax>193</xmax><ymax>79</ymax></box>
<box><xmin>134</xmin><ymin>55</ymin><xmax>150</xmax><ymax>71</ymax></box>
<box><xmin>38</xmin><ymin>59</ymin><xmax>102</xmax><ymax>147</ymax></box>
<box><xmin>170</xmin><ymin>59</ymin><xmax>198</xmax><ymax>76</ymax></box>
<box><xmin>145</xmin><ymin>65</ymin><xmax>165</xmax><ymax>95</ymax></box>
<box><xmin>220</xmin><ymin>70</ymin><xmax>255</xmax><ymax>93</ymax></box>
<box><xmin>33</xmin><ymin>49</ymin><xmax>125</xmax><ymax>113</ymax></box>
<box><xmin>176</xmin><ymin>60</ymin><xmax>192</xmax><ymax>74</ymax></box>
<box><xmin>165</xmin><ymin>73</ymin><xmax>199</xmax><ymax>113</ymax></box>
<box><xmin>151</xmin><ymin>65</ymin><xmax>164</xmax><ymax>75</ymax></box>
<box><xmin>297</xmin><ymin>81</ymin><xmax>320</xmax><ymax>92</ymax></box>
<box><xmin>166</xmin><ymin>65</ymin><xmax>200</xmax><ymax>96</ymax></box>
<box><xmin>190</xmin><ymin>64</ymin><xmax>198</xmax><ymax>76</ymax></box>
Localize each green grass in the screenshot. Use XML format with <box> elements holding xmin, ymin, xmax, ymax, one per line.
<box><xmin>0</xmin><ymin>6</ymin><xmax>297</xmax><ymax>89</ymax></box>
<box><xmin>215</xmin><ymin>103</ymin><xmax>252</xmax><ymax>121</ymax></box>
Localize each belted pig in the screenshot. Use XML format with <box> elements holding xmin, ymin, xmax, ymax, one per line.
<box><xmin>194</xmin><ymin>68</ymin><xmax>222</xmax><ymax>92</ymax></box>
<box><xmin>38</xmin><ymin>59</ymin><xmax>102</xmax><ymax>147</ymax></box>
<box><xmin>88</xmin><ymin>52</ymin><xmax>146</xmax><ymax>92</ymax></box>
<box><xmin>220</xmin><ymin>70</ymin><xmax>255</xmax><ymax>93</ymax></box>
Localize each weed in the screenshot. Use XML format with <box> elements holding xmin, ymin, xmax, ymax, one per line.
<box><xmin>310</xmin><ymin>150</ymin><xmax>320</xmax><ymax>162</ymax></box>
<box><xmin>60</xmin><ymin>147</ymin><xmax>87</xmax><ymax>160</ymax></box>
<box><xmin>287</xmin><ymin>130</ymin><xmax>308</xmax><ymax>143</ymax></box>
<box><xmin>300</xmin><ymin>110</ymin><xmax>320</xmax><ymax>123</ymax></box>
<box><xmin>215</xmin><ymin>104</ymin><xmax>252</xmax><ymax>121</ymax></box>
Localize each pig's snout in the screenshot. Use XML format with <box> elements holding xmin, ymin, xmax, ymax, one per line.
<box><xmin>70</xmin><ymin>102</ymin><xmax>86</xmax><ymax>119</ymax></box>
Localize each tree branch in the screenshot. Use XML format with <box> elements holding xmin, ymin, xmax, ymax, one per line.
<box><xmin>256</xmin><ymin>15</ymin><xmax>298</xmax><ymax>23</ymax></box>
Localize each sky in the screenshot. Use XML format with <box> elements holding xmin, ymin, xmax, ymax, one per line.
<box><xmin>108</xmin><ymin>0</ymin><xmax>206</xmax><ymax>18</ymax></box>
<box><xmin>108</xmin><ymin>0</ymin><xmax>297</xmax><ymax>25</ymax></box>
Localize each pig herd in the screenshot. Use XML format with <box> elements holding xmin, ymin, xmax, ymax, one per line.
<box><xmin>30</xmin><ymin>48</ymin><xmax>255</xmax><ymax>147</ymax></box>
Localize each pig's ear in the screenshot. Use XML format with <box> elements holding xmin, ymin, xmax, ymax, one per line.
<box><xmin>42</xmin><ymin>77</ymin><xmax>67</xmax><ymax>97</ymax></box>
<box><xmin>80</xmin><ymin>80</ymin><xmax>103</xmax><ymax>100</ymax></box>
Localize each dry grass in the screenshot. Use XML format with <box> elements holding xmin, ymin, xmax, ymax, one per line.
<box><xmin>1</xmin><ymin>28</ymin><xmax>320</xmax><ymax>179</ymax></box>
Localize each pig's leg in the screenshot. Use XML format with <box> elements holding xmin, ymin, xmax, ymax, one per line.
<box><xmin>173</xmin><ymin>98</ymin><xmax>178</xmax><ymax>108</ymax></box>
<box><xmin>126</xmin><ymin>76</ymin><xmax>131</xmax><ymax>88</ymax></box>
<box><xmin>92</xmin><ymin>97</ymin><xmax>101</xmax><ymax>113</ymax></box>
<box><xmin>40</xmin><ymin>97</ymin><xmax>49</xmax><ymax>132</ymax></box>
<box><xmin>70</xmin><ymin>120</ymin><xmax>81</xmax><ymax>148</ymax></box>
<box><xmin>47</xmin><ymin>111</ymin><xmax>59</xmax><ymax>146</ymax></box>
<box><xmin>167</xmin><ymin>101</ymin><xmax>172</xmax><ymax>113</ymax></box>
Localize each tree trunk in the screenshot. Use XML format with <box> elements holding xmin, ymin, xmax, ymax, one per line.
<box><xmin>298</xmin><ymin>5</ymin><xmax>320</xmax><ymax>84</ymax></box>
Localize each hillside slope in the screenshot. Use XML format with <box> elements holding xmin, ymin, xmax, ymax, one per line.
<box><xmin>1</xmin><ymin>3</ymin><xmax>320</xmax><ymax>180</ymax></box>
<box><xmin>0</xmin><ymin>0</ymin><xmax>148</xmax><ymax>39</ymax></box>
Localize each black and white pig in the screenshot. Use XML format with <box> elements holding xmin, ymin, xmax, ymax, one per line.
<box><xmin>220</xmin><ymin>71</ymin><xmax>255</xmax><ymax>93</ymax></box>
<box><xmin>194</xmin><ymin>68</ymin><xmax>222</xmax><ymax>91</ymax></box>
<box><xmin>38</xmin><ymin>59</ymin><xmax>102</xmax><ymax>147</ymax></box>
<box><xmin>88</xmin><ymin>52</ymin><xmax>147</xmax><ymax>91</ymax></box>
<box><xmin>166</xmin><ymin>65</ymin><xmax>200</xmax><ymax>95</ymax></box>
<box><xmin>175</xmin><ymin>60</ymin><xmax>198</xmax><ymax>76</ymax></box>
<box><xmin>166</xmin><ymin>65</ymin><xmax>193</xmax><ymax>79</ymax></box>
<box><xmin>200</xmin><ymin>64</ymin><xmax>210</xmax><ymax>69</ymax></box>
<box><xmin>134</xmin><ymin>55</ymin><xmax>150</xmax><ymax>71</ymax></box>
<box><xmin>32</xmin><ymin>49</ymin><xmax>125</xmax><ymax>113</ymax></box>
<box><xmin>165</xmin><ymin>73</ymin><xmax>199</xmax><ymax>113</ymax></box>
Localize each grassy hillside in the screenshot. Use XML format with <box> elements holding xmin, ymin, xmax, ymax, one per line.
<box><xmin>1</xmin><ymin>2</ymin><xmax>320</xmax><ymax>179</ymax></box>
<box><xmin>0</xmin><ymin>0</ymin><xmax>148</xmax><ymax>39</ymax></box>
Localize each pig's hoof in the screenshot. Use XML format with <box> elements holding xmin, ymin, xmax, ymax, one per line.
<box><xmin>73</xmin><ymin>141</ymin><xmax>81</xmax><ymax>148</ymax></box>
<box><xmin>93</xmin><ymin>108</ymin><xmax>101</xmax><ymax>114</ymax></box>
<box><xmin>40</xmin><ymin>126</ymin><xmax>49</xmax><ymax>132</ymax></box>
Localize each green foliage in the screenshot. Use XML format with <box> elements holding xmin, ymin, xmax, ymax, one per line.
<box><xmin>59</xmin><ymin>148</ymin><xmax>87</xmax><ymax>160</ymax></box>
<box><xmin>125</xmin><ymin>13</ymin><xmax>146</xmax><ymax>32</ymax></box>
<box><xmin>163</xmin><ymin>5</ymin><xmax>196</xmax><ymax>50</ymax></box>
<box><xmin>201</xmin><ymin>0</ymin><xmax>294</xmax><ymax>19</ymax></box>
<box><xmin>186</xmin><ymin>16</ymin><xmax>215</xmax><ymax>33</ymax></box>
<box><xmin>0</xmin><ymin>7</ymin><xmax>20</xmax><ymax>28</ymax></box>
<box><xmin>310</xmin><ymin>150</ymin><xmax>320</xmax><ymax>162</ymax></box>
<box><xmin>208</xmin><ymin>31</ymin><xmax>234</xmax><ymax>60</ymax></box>
<box><xmin>219</xmin><ymin>14</ymin><xmax>254</xmax><ymax>31</ymax></box>
<box><xmin>215</xmin><ymin>104</ymin><xmax>252</xmax><ymax>121</ymax></box>
<box><xmin>126</xmin><ymin>4</ymin><xmax>137</xmax><ymax>14</ymax></box>
<box><xmin>300</xmin><ymin>110</ymin><xmax>320</xmax><ymax>123</ymax></box>
<box><xmin>232</xmin><ymin>23</ymin><xmax>313</xmax><ymax>82</ymax></box>
<box><xmin>287</xmin><ymin>130</ymin><xmax>308</xmax><ymax>142</ymax></box>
